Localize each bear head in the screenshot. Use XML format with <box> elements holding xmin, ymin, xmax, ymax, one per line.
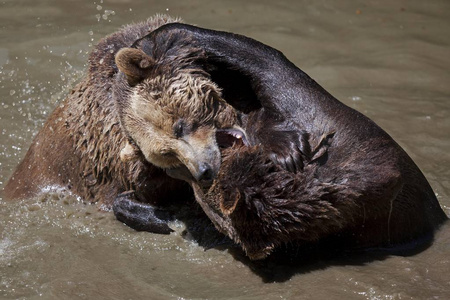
<box><xmin>113</xmin><ymin>47</ymin><xmax>246</xmax><ymax>185</ymax></box>
<box><xmin>191</xmin><ymin>145</ymin><xmax>350</xmax><ymax>260</ymax></box>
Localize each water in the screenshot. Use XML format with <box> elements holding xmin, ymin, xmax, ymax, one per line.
<box><xmin>1</xmin><ymin>0</ymin><xmax>449</xmax><ymax>299</ymax></box>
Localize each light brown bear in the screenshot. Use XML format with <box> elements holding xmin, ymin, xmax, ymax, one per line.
<box><xmin>3</xmin><ymin>15</ymin><xmax>242</xmax><ymax>233</ymax></box>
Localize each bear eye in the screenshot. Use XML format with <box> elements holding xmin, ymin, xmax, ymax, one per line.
<box><xmin>161</xmin><ymin>150</ymin><xmax>175</xmax><ymax>157</ymax></box>
<box><xmin>173</xmin><ymin>119</ymin><xmax>186</xmax><ymax>138</ymax></box>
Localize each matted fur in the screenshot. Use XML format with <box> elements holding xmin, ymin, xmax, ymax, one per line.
<box><xmin>194</xmin><ymin>141</ymin><xmax>401</xmax><ymax>259</ymax></box>
<box><xmin>3</xmin><ymin>15</ymin><xmax>237</xmax><ymax>207</ymax></box>
<box><xmin>141</xmin><ymin>23</ymin><xmax>447</xmax><ymax>260</ymax></box>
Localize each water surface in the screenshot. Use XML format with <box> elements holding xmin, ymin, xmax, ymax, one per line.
<box><xmin>1</xmin><ymin>0</ymin><xmax>449</xmax><ymax>299</ymax></box>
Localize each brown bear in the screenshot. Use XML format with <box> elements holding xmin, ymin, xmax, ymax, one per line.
<box><xmin>3</xmin><ymin>16</ymin><xmax>242</xmax><ymax>233</ymax></box>
<box><xmin>121</xmin><ymin>23</ymin><xmax>448</xmax><ymax>259</ymax></box>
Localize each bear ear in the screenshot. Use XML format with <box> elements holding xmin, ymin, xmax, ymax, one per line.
<box><xmin>115</xmin><ymin>48</ymin><xmax>155</xmax><ymax>86</ymax></box>
<box><xmin>219</xmin><ymin>188</ymin><xmax>241</xmax><ymax>215</ymax></box>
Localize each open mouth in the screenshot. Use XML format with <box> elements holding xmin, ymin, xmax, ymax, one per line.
<box><xmin>216</xmin><ymin>127</ymin><xmax>249</xmax><ymax>149</ymax></box>
<box><xmin>165</xmin><ymin>165</ymin><xmax>194</xmax><ymax>182</ymax></box>
<box><xmin>166</xmin><ymin>165</ymin><xmax>213</xmax><ymax>190</ymax></box>
<box><xmin>166</xmin><ymin>127</ymin><xmax>248</xmax><ymax>186</ymax></box>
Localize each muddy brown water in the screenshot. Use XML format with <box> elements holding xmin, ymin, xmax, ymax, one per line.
<box><xmin>1</xmin><ymin>0</ymin><xmax>449</xmax><ymax>299</ymax></box>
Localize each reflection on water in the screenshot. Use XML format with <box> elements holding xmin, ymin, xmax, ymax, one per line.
<box><xmin>1</xmin><ymin>0</ymin><xmax>449</xmax><ymax>299</ymax></box>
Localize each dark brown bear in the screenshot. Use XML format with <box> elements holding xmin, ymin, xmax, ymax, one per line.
<box><xmin>131</xmin><ymin>23</ymin><xmax>447</xmax><ymax>259</ymax></box>
<box><xmin>3</xmin><ymin>16</ymin><xmax>242</xmax><ymax>233</ymax></box>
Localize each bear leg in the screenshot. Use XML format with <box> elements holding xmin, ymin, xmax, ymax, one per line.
<box><xmin>113</xmin><ymin>191</ymin><xmax>174</xmax><ymax>234</ymax></box>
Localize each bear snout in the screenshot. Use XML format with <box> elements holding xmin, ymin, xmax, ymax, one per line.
<box><xmin>197</xmin><ymin>162</ymin><xmax>213</xmax><ymax>181</ymax></box>
<box><xmin>189</xmin><ymin>155</ymin><xmax>220</xmax><ymax>186</ymax></box>
<box><xmin>165</xmin><ymin>143</ymin><xmax>221</xmax><ymax>186</ymax></box>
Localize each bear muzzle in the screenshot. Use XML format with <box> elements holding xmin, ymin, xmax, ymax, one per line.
<box><xmin>165</xmin><ymin>136</ymin><xmax>221</xmax><ymax>187</ymax></box>
<box><xmin>165</xmin><ymin>160</ymin><xmax>218</xmax><ymax>187</ymax></box>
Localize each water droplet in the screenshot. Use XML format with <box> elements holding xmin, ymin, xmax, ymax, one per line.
<box><xmin>9</xmin><ymin>90</ymin><xmax>15</xmax><ymax>96</ymax></box>
<box><xmin>96</xmin><ymin>5</ymin><xmax>102</xmax><ymax>11</ymax></box>
<box><xmin>88</xmin><ymin>30</ymin><xmax>94</xmax><ymax>36</ymax></box>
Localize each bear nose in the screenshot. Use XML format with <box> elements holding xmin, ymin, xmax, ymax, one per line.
<box><xmin>197</xmin><ymin>162</ymin><xmax>214</xmax><ymax>182</ymax></box>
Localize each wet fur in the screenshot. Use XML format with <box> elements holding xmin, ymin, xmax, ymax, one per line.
<box><xmin>142</xmin><ymin>23</ymin><xmax>447</xmax><ymax>259</ymax></box>
<box><xmin>3</xmin><ymin>16</ymin><xmax>237</xmax><ymax>209</ymax></box>
<box><xmin>4</xmin><ymin>19</ymin><xmax>446</xmax><ymax>261</ymax></box>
